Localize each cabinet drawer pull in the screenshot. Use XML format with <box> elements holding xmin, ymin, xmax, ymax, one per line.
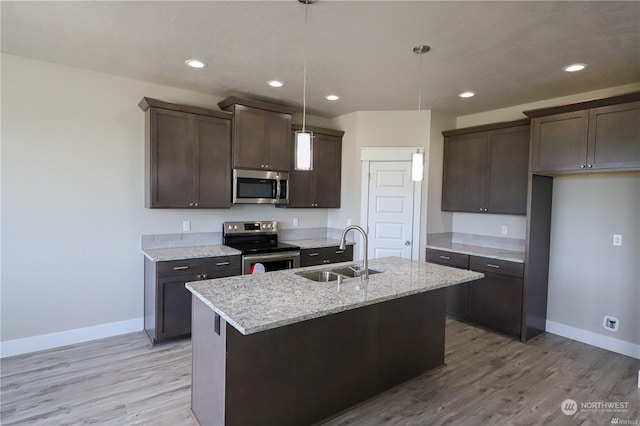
<box><xmin>216</xmin><ymin>261</ymin><xmax>230</xmax><ymax>266</ymax></box>
<box><xmin>308</xmin><ymin>252</ymin><xmax>320</xmax><ymax>257</ymax></box>
<box><xmin>439</xmin><ymin>255</ymin><xmax>451</xmax><ymax>260</ymax></box>
<box><xmin>335</xmin><ymin>250</ymin><xmax>345</xmax><ymax>254</ymax></box>
<box><xmin>487</xmin><ymin>264</ymin><xmax>501</xmax><ymax>269</ymax></box>
<box><xmin>173</xmin><ymin>265</ymin><xmax>189</xmax><ymax>270</ymax></box>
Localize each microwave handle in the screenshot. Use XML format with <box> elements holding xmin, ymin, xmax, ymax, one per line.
<box><xmin>275</xmin><ymin>177</ymin><xmax>281</xmax><ymax>201</ymax></box>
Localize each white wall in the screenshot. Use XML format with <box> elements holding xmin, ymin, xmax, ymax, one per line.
<box><xmin>0</xmin><ymin>54</ymin><xmax>329</xmax><ymax>346</ymax></box>
<box><xmin>547</xmin><ymin>173</ymin><xmax>639</xmax><ymax>346</ymax></box>
<box><xmin>456</xmin><ymin>83</ymin><xmax>640</xmax><ymax>354</ymax></box>
<box><xmin>327</xmin><ymin>110</ymin><xmax>432</xmax><ymax>261</ymax></box>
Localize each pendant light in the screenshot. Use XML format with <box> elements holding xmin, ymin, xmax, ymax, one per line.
<box><xmin>295</xmin><ymin>0</ymin><xmax>313</xmax><ymax>171</ymax></box>
<box><xmin>411</xmin><ymin>44</ymin><xmax>430</xmax><ymax>182</ymax></box>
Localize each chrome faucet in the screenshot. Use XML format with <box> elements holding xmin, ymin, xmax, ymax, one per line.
<box><xmin>339</xmin><ymin>225</ymin><xmax>369</xmax><ymax>281</ymax></box>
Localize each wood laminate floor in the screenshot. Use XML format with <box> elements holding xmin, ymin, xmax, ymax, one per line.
<box><xmin>1</xmin><ymin>320</ymin><xmax>638</xmax><ymax>425</ymax></box>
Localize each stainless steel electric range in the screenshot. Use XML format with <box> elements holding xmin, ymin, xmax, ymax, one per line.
<box><xmin>223</xmin><ymin>221</ymin><xmax>300</xmax><ymax>274</ymax></box>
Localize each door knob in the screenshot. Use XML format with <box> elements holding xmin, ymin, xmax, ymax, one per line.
<box><xmin>404</xmin><ymin>241</ymin><xmax>411</xmax><ymax>246</ymax></box>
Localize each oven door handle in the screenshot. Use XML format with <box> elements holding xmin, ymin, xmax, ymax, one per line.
<box><xmin>243</xmin><ymin>251</ymin><xmax>300</xmax><ymax>263</ymax></box>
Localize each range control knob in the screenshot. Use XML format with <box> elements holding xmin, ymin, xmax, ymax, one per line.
<box><xmin>233</xmin><ymin>225</ymin><xmax>238</xmax><ymax>230</ymax></box>
<box><xmin>267</xmin><ymin>224</ymin><xmax>272</xmax><ymax>229</ymax></box>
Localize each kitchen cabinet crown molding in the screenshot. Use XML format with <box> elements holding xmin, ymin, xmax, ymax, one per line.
<box><xmin>291</xmin><ymin>123</ymin><xmax>345</xmax><ymax>138</ymax></box>
<box><xmin>138</xmin><ymin>97</ymin><xmax>232</xmax><ymax>119</ymax></box>
<box><xmin>217</xmin><ymin>96</ymin><xmax>297</xmax><ymax>115</ymax></box>
<box><xmin>523</xmin><ymin>91</ymin><xmax>640</xmax><ymax>118</ymax></box>
<box><xmin>442</xmin><ymin>118</ymin><xmax>530</xmax><ymax>137</ymax></box>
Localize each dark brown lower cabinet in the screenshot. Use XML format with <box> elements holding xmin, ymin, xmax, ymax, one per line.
<box><xmin>467</xmin><ymin>272</ymin><xmax>523</xmax><ymax>337</ymax></box>
<box><xmin>425</xmin><ymin>248</ymin><xmax>469</xmax><ymax>320</ymax></box>
<box><xmin>299</xmin><ymin>245</ymin><xmax>353</xmax><ymax>267</ymax></box>
<box><xmin>425</xmin><ymin>249</ymin><xmax>524</xmax><ymax>338</ymax></box>
<box><xmin>144</xmin><ymin>255</ymin><xmax>241</xmax><ymax>344</ymax></box>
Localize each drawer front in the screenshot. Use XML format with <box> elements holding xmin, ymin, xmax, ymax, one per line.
<box><xmin>157</xmin><ymin>258</ymin><xmax>205</xmax><ymax>278</ymax></box>
<box><xmin>201</xmin><ymin>255</ymin><xmax>241</xmax><ymax>274</ymax></box>
<box><xmin>469</xmin><ymin>256</ymin><xmax>524</xmax><ymax>278</ymax></box>
<box><xmin>426</xmin><ymin>249</ymin><xmax>469</xmax><ymax>269</ymax></box>
<box><xmin>329</xmin><ymin>245</ymin><xmax>353</xmax><ymax>263</ymax></box>
<box><xmin>300</xmin><ymin>248</ymin><xmax>331</xmax><ymax>267</ymax></box>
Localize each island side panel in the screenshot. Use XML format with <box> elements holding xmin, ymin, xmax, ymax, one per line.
<box><xmin>378</xmin><ymin>288</ymin><xmax>447</xmax><ymax>390</ymax></box>
<box><xmin>224</xmin><ymin>304</ymin><xmax>379</xmax><ymax>426</ymax></box>
<box><xmin>191</xmin><ymin>296</ymin><xmax>226</xmax><ymax>426</ymax></box>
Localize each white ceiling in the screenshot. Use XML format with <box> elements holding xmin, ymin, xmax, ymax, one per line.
<box><xmin>2</xmin><ymin>1</ymin><xmax>639</xmax><ymax>118</ymax></box>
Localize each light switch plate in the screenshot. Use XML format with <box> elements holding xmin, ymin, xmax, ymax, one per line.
<box><xmin>613</xmin><ymin>234</ymin><xmax>622</xmax><ymax>246</ymax></box>
<box><xmin>183</xmin><ymin>220</ymin><xmax>191</xmax><ymax>232</ymax></box>
<box><xmin>501</xmin><ymin>225</ymin><xmax>508</xmax><ymax>235</ymax></box>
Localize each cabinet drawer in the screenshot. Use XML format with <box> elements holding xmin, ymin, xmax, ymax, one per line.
<box><xmin>426</xmin><ymin>249</ymin><xmax>469</xmax><ymax>269</ymax></box>
<box><xmin>201</xmin><ymin>256</ymin><xmax>241</xmax><ymax>274</ymax></box>
<box><xmin>469</xmin><ymin>256</ymin><xmax>524</xmax><ymax>278</ymax></box>
<box><xmin>330</xmin><ymin>245</ymin><xmax>353</xmax><ymax>263</ymax></box>
<box><xmin>157</xmin><ymin>259</ymin><xmax>205</xmax><ymax>277</ymax></box>
<box><xmin>300</xmin><ymin>248</ymin><xmax>329</xmax><ymax>266</ymax></box>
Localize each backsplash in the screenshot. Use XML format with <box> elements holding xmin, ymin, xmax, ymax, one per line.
<box><xmin>428</xmin><ymin>232</ymin><xmax>526</xmax><ymax>252</ymax></box>
<box><xmin>141</xmin><ymin>227</ymin><xmax>346</xmax><ymax>250</ymax></box>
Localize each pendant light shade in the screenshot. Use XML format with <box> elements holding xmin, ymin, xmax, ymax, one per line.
<box><xmin>295</xmin><ymin>0</ymin><xmax>313</xmax><ymax>171</ymax></box>
<box><xmin>295</xmin><ymin>130</ymin><xmax>313</xmax><ymax>171</ymax></box>
<box><xmin>411</xmin><ymin>150</ymin><xmax>424</xmax><ymax>182</ymax></box>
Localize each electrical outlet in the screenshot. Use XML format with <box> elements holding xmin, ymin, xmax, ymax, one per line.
<box><xmin>183</xmin><ymin>220</ymin><xmax>191</xmax><ymax>232</ymax></box>
<box><xmin>603</xmin><ymin>315</ymin><xmax>619</xmax><ymax>332</ymax></box>
<box><xmin>501</xmin><ymin>225</ymin><xmax>508</xmax><ymax>235</ymax></box>
<box><xmin>293</xmin><ymin>217</ymin><xmax>299</xmax><ymax>227</ymax></box>
<box><xmin>613</xmin><ymin>234</ymin><xmax>622</xmax><ymax>246</ymax></box>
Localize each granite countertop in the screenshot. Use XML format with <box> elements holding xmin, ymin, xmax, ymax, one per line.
<box><xmin>284</xmin><ymin>239</ymin><xmax>355</xmax><ymax>249</ymax></box>
<box><xmin>143</xmin><ymin>245</ymin><xmax>241</xmax><ymax>262</ymax></box>
<box><xmin>426</xmin><ymin>241</ymin><xmax>525</xmax><ymax>263</ymax></box>
<box><xmin>186</xmin><ymin>256</ymin><xmax>483</xmax><ymax>335</ymax></box>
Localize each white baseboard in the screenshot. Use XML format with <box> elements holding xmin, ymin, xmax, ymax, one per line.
<box><xmin>545</xmin><ymin>320</ymin><xmax>640</xmax><ymax>360</ymax></box>
<box><xmin>0</xmin><ymin>317</ymin><xmax>144</xmax><ymax>358</ymax></box>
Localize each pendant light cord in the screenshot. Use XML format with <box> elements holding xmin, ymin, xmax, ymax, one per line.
<box><xmin>418</xmin><ymin>52</ymin><xmax>423</xmax><ymax>112</ymax></box>
<box><xmin>302</xmin><ymin>2</ymin><xmax>308</xmax><ymax>132</ymax></box>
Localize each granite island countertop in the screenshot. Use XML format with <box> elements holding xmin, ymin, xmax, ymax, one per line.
<box><xmin>186</xmin><ymin>256</ymin><xmax>483</xmax><ymax>335</ymax></box>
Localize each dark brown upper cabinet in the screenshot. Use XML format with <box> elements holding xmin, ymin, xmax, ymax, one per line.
<box><xmin>526</xmin><ymin>92</ymin><xmax>640</xmax><ymax>173</ymax></box>
<box><xmin>287</xmin><ymin>124</ymin><xmax>344</xmax><ymax>208</ymax></box>
<box><xmin>139</xmin><ymin>97</ymin><xmax>232</xmax><ymax>209</ymax></box>
<box><xmin>442</xmin><ymin>119</ymin><xmax>530</xmax><ymax>215</ymax></box>
<box><xmin>218</xmin><ymin>97</ymin><xmax>296</xmax><ymax>172</ymax></box>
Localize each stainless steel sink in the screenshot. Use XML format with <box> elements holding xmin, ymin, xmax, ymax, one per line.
<box><xmin>330</xmin><ymin>266</ymin><xmax>383</xmax><ymax>278</ymax></box>
<box><xmin>296</xmin><ymin>265</ymin><xmax>384</xmax><ymax>282</ymax></box>
<box><xmin>295</xmin><ymin>270</ymin><xmax>342</xmax><ymax>282</ymax></box>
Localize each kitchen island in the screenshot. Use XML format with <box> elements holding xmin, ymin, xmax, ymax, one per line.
<box><xmin>186</xmin><ymin>256</ymin><xmax>483</xmax><ymax>426</ymax></box>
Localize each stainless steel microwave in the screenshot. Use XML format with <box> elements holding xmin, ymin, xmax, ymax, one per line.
<box><xmin>232</xmin><ymin>169</ymin><xmax>289</xmax><ymax>205</ymax></box>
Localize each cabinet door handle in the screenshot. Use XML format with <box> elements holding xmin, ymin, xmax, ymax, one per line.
<box><xmin>216</xmin><ymin>261</ymin><xmax>230</xmax><ymax>266</ymax></box>
<box><xmin>580</xmin><ymin>164</ymin><xmax>585</xmax><ymax>168</ymax></box>
<box><xmin>335</xmin><ymin>250</ymin><xmax>345</xmax><ymax>254</ymax></box>
<box><xmin>194</xmin><ymin>202</ymin><xmax>199</xmax><ymax>207</ymax></box>
<box><xmin>439</xmin><ymin>255</ymin><xmax>451</xmax><ymax>260</ymax></box>
<box><xmin>173</xmin><ymin>265</ymin><xmax>189</xmax><ymax>270</ymax></box>
<box><xmin>487</xmin><ymin>264</ymin><xmax>501</xmax><ymax>269</ymax></box>
<box><xmin>587</xmin><ymin>164</ymin><xmax>593</xmax><ymax>168</ymax></box>
<box><xmin>189</xmin><ymin>203</ymin><xmax>194</xmax><ymax>207</ymax></box>
<box><xmin>196</xmin><ymin>274</ymin><xmax>202</xmax><ymax>279</ymax></box>
<box><xmin>323</xmin><ymin>260</ymin><xmax>331</xmax><ymax>264</ymax></box>
<box><xmin>308</xmin><ymin>252</ymin><xmax>320</xmax><ymax>257</ymax></box>
<box><xmin>202</xmin><ymin>274</ymin><xmax>208</xmax><ymax>279</ymax></box>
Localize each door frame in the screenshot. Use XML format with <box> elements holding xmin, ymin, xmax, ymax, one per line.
<box><xmin>360</xmin><ymin>147</ymin><xmax>424</xmax><ymax>261</ymax></box>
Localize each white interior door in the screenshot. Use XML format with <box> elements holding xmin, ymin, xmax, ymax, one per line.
<box><xmin>366</xmin><ymin>161</ymin><xmax>415</xmax><ymax>260</ymax></box>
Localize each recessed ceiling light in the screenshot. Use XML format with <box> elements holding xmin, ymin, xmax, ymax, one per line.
<box><xmin>185</xmin><ymin>59</ymin><xmax>207</xmax><ymax>69</ymax></box>
<box><xmin>458</xmin><ymin>91</ymin><xmax>475</xmax><ymax>98</ymax></box>
<box><xmin>325</xmin><ymin>94</ymin><xmax>340</xmax><ymax>101</ymax></box>
<box><xmin>268</xmin><ymin>80</ymin><xmax>284</xmax><ymax>88</ymax></box>
<box><xmin>563</xmin><ymin>63</ymin><xmax>587</xmax><ymax>72</ymax></box>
